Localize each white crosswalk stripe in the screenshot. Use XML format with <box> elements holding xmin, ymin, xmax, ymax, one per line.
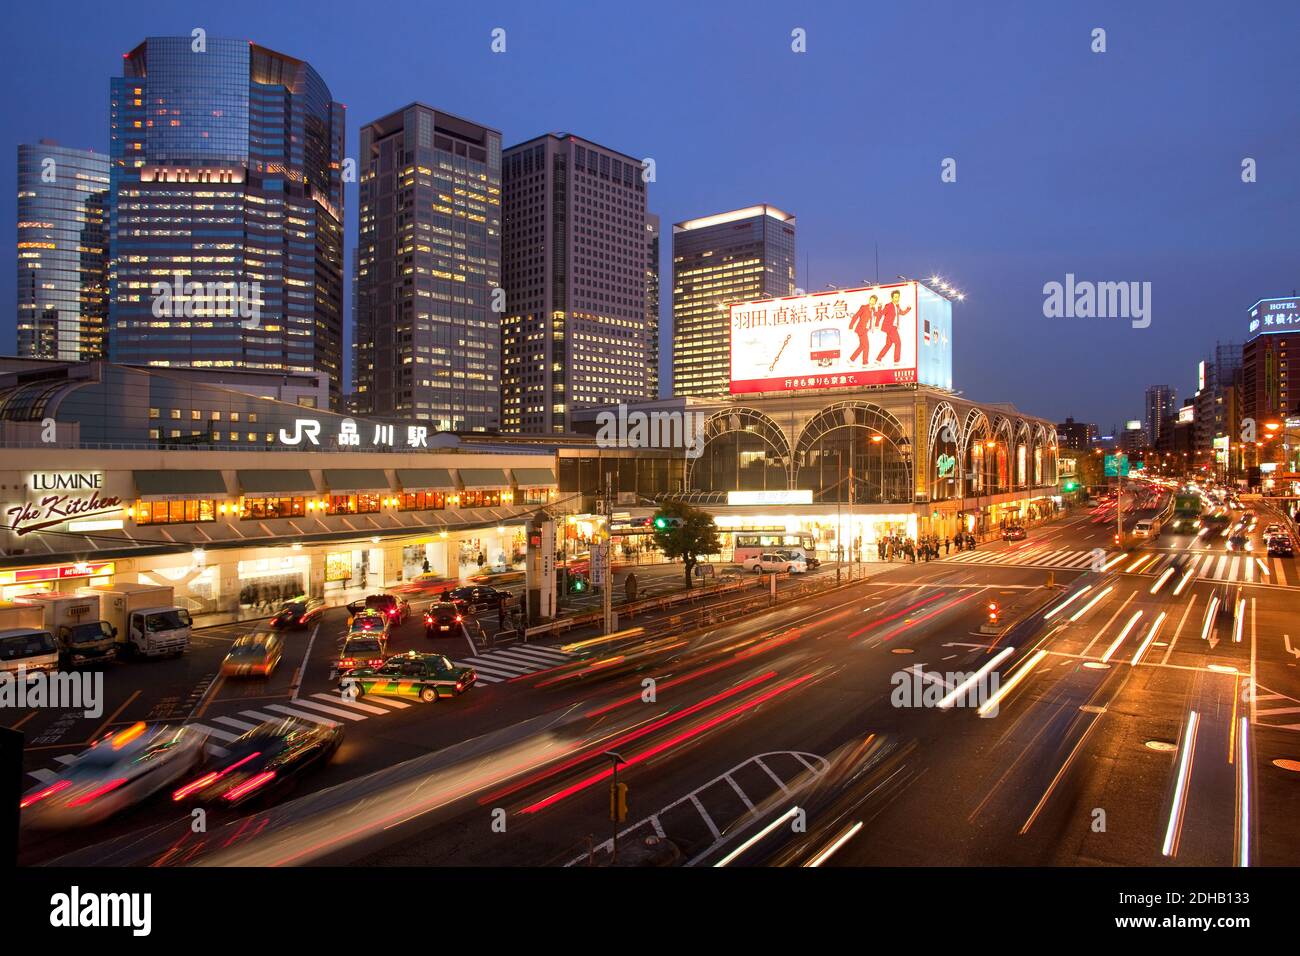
<box><xmin>213</xmin><ymin>715</ymin><xmax>260</xmax><ymax>732</ymax></box>
<box><xmin>935</xmin><ymin>548</ymin><xmax>1110</xmax><ymax>570</ymax></box>
<box><xmin>453</xmin><ymin>644</ymin><xmax>575</xmax><ymax>686</ymax></box>
<box><xmin>185</xmin><ymin>721</ymin><xmax>241</xmax><ymax>743</ymax></box>
<box><xmin>310</xmin><ymin>692</ymin><xmax>394</xmax><ymax>713</ymax></box>
<box><xmin>285</xmin><ymin>698</ymin><xmax>369</xmax><ymax>721</ymax></box>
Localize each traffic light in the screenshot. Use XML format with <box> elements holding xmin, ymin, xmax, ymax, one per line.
<box><xmin>570</xmin><ymin>574</ymin><xmax>588</xmax><ymax>593</ymax></box>
<box><xmin>653</xmin><ymin>514</ymin><xmax>683</xmax><ymax>531</ymax></box>
<box><xmin>987</xmin><ymin>601</ymin><xmax>1000</xmax><ymax>625</ymax></box>
<box><xmin>1063</xmin><ymin>480</ymin><xmax>1078</xmax><ymax>492</ymax></box>
<box><xmin>609</xmin><ymin>782</ymin><xmax>629</xmax><ymax>823</ymax></box>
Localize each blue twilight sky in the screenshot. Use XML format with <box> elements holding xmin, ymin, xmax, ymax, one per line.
<box><xmin>2</xmin><ymin>0</ymin><xmax>1297</xmax><ymax>430</ymax></box>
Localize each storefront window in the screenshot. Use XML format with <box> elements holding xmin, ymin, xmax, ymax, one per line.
<box><xmin>519</xmin><ymin>486</ymin><xmax>552</xmax><ymax>505</ymax></box>
<box><xmin>398</xmin><ymin>491</ymin><xmax>446</xmax><ymax>511</ymax></box>
<box><xmin>133</xmin><ymin>499</ymin><xmax>217</xmax><ymax>525</ymax></box>
<box><xmin>240</xmin><ymin>497</ymin><xmax>306</xmax><ymax>520</ymax></box>
<box><xmin>326</xmin><ymin>494</ymin><xmax>381</xmax><ymax>516</ymax></box>
<box><xmin>460</xmin><ymin>489</ymin><xmax>503</xmax><ymax>508</ymax></box>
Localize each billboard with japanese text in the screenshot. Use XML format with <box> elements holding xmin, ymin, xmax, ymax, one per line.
<box><xmin>728</xmin><ymin>281</ymin><xmax>952</xmax><ymax>393</ymax></box>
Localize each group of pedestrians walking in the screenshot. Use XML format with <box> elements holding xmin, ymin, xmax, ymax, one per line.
<box><xmin>873</xmin><ymin>531</ymin><xmax>979</xmax><ymax>563</ymax></box>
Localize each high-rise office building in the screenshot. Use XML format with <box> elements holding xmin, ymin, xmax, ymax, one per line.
<box><xmin>501</xmin><ymin>133</ymin><xmax>648</xmax><ymax>433</ymax></box>
<box><xmin>17</xmin><ymin>141</ymin><xmax>110</xmax><ymax>361</ymax></box>
<box><xmin>645</xmin><ymin>212</ymin><xmax>660</xmax><ymax>399</ymax></box>
<box><xmin>1144</xmin><ymin>384</ymin><xmax>1176</xmax><ymax>446</ymax></box>
<box><xmin>107</xmin><ymin>37</ymin><xmax>346</xmax><ymax>408</ymax></box>
<box><xmin>672</xmin><ymin>204</ymin><xmax>795</xmax><ymax>397</ymax></box>
<box><xmin>1194</xmin><ymin>343</ymin><xmax>1242</xmax><ymax>475</ymax></box>
<box><xmin>354</xmin><ymin>105</ymin><xmax>502</xmax><ymax>431</ymax></box>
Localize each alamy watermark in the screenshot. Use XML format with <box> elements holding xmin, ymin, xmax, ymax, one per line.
<box><xmin>891</xmin><ymin>665</ymin><xmax>1001</xmax><ymax>717</ymax></box>
<box><xmin>1043</xmin><ymin>273</ymin><xmax>1151</xmax><ymax>329</ymax></box>
<box><xmin>1</xmin><ymin>668</ymin><xmax>103</xmax><ymax>718</ymax></box>
<box><xmin>595</xmin><ymin>404</ymin><xmax>707</xmax><ymax>459</ymax></box>
<box><xmin>151</xmin><ymin>272</ymin><xmax>263</xmax><ymax>330</ymax></box>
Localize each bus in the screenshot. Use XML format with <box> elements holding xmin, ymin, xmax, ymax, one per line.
<box><xmin>732</xmin><ymin>531</ymin><xmax>817</xmax><ymax>565</ymax></box>
<box><xmin>1169</xmin><ymin>493</ymin><xmax>1203</xmax><ymax>533</ymax></box>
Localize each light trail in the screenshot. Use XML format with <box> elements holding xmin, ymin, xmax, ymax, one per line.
<box><xmin>1044</xmin><ymin>585</ymin><xmax>1091</xmax><ymax>620</ymax></box>
<box><xmin>976</xmin><ymin>649</ymin><xmax>1046</xmax><ymax>716</ymax></box>
<box><xmin>1100</xmin><ymin>610</ymin><xmax>1143</xmax><ymax>663</ymax></box>
<box><xmin>1172</xmin><ymin>567</ymin><xmax>1195</xmax><ymax>596</ymax></box>
<box><xmin>1237</xmin><ymin>716</ymin><xmax>1252</xmax><ymax>868</ymax></box>
<box><xmin>714</xmin><ymin>806</ymin><xmax>801</xmax><ymax>867</ymax></box>
<box><xmin>1149</xmin><ymin>567</ymin><xmax>1175</xmax><ymax>594</ymax></box>
<box><xmin>806</xmin><ymin>821</ymin><xmax>864</xmax><ymax>867</ymax></box>
<box><xmin>1069</xmin><ymin>585</ymin><xmax>1114</xmax><ymax>623</ymax></box>
<box><xmin>1129</xmin><ymin>611</ymin><xmax>1167</xmax><ymax>666</ymax></box>
<box><xmin>937</xmin><ymin>646</ymin><xmax>1014</xmax><ymax>710</ymax></box>
<box><xmin>1161</xmin><ymin>710</ymin><xmax>1200</xmax><ymax>858</ymax></box>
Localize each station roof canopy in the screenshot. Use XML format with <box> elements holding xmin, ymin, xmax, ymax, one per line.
<box><xmin>237</xmin><ymin>470</ymin><xmax>316</xmax><ymax>495</ymax></box>
<box><xmin>457</xmin><ymin>468</ymin><xmax>508</xmax><ymax>488</ymax></box>
<box><xmin>395</xmin><ymin>468</ymin><xmax>455</xmax><ymax>490</ymax></box>
<box><xmin>133</xmin><ymin>470</ymin><xmax>227</xmax><ymax>500</ymax></box>
<box><xmin>322</xmin><ymin>469</ymin><xmax>391</xmax><ymax>493</ymax></box>
<box><xmin>511</xmin><ymin>467</ymin><xmax>556</xmax><ymax>485</ymax></box>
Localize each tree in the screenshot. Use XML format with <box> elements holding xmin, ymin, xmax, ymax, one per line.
<box><xmin>652</xmin><ymin>501</ymin><xmax>722</xmax><ymax>590</ymax></box>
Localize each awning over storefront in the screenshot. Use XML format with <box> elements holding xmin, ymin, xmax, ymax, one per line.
<box><xmin>322</xmin><ymin>469</ymin><xmax>391</xmax><ymax>493</ymax></box>
<box><xmin>133</xmin><ymin>470</ymin><xmax>228</xmax><ymax>500</ymax></box>
<box><xmin>457</xmin><ymin>468</ymin><xmax>508</xmax><ymax>488</ymax></box>
<box><xmin>510</xmin><ymin>467</ymin><xmax>556</xmax><ymax>485</ymax></box>
<box><xmin>237</xmin><ymin>470</ymin><xmax>317</xmax><ymax>495</ymax></box>
<box><xmin>395</xmin><ymin>468</ymin><xmax>455</xmax><ymax>491</ymax></box>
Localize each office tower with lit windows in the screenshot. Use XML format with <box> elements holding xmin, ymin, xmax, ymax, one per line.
<box><xmin>645</xmin><ymin>213</ymin><xmax>660</xmax><ymax>399</ymax></box>
<box><xmin>1143</xmin><ymin>384</ymin><xmax>1176</xmax><ymax>447</ymax></box>
<box><xmin>1243</xmin><ymin>298</ymin><xmax>1298</xmax><ymax>424</ymax></box>
<box><xmin>17</xmin><ymin>142</ymin><xmax>111</xmax><ymax>361</ymax></box>
<box><xmin>501</xmin><ymin>133</ymin><xmax>648</xmax><ymax>433</ymax></box>
<box><xmin>354</xmin><ymin>104</ymin><xmax>501</xmax><ymax>431</ymax></box>
<box><xmin>672</xmin><ymin>204</ymin><xmax>795</xmax><ymax>397</ymax></box>
<box><xmin>108</xmin><ymin>37</ymin><xmax>346</xmax><ymax>408</ymax></box>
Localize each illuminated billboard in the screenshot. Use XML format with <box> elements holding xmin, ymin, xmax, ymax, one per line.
<box><xmin>728</xmin><ymin>281</ymin><xmax>952</xmax><ymax>394</ymax></box>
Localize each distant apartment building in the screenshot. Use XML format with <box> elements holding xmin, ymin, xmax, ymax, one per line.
<box><xmin>500</xmin><ymin>133</ymin><xmax>648</xmax><ymax>433</ymax></box>
<box><xmin>1194</xmin><ymin>343</ymin><xmax>1242</xmax><ymax>473</ymax></box>
<box><xmin>353</xmin><ymin>104</ymin><xmax>502</xmax><ymax>431</ymax></box>
<box><xmin>17</xmin><ymin>141</ymin><xmax>111</xmax><ymax>361</ymax></box>
<box><xmin>107</xmin><ymin>37</ymin><xmax>346</xmax><ymax>407</ymax></box>
<box><xmin>1055</xmin><ymin>416</ymin><xmax>1096</xmax><ymax>452</ymax></box>
<box><xmin>671</xmin><ymin>204</ymin><xmax>795</xmax><ymax>397</ymax></box>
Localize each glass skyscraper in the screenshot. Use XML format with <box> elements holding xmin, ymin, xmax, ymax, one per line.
<box><xmin>353</xmin><ymin>104</ymin><xmax>502</xmax><ymax>431</ymax></box>
<box><xmin>108</xmin><ymin>37</ymin><xmax>345</xmax><ymax>408</ymax></box>
<box><xmin>672</xmin><ymin>204</ymin><xmax>796</xmax><ymax>397</ymax></box>
<box><xmin>16</xmin><ymin>141</ymin><xmax>110</xmax><ymax>361</ymax></box>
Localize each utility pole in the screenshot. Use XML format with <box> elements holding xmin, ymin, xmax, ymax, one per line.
<box><xmin>606</xmin><ymin>750</ymin><xmax>626</xmax><ymax>864</ymax></box>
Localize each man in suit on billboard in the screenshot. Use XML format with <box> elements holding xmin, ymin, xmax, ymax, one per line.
<box><xmin>848</xmin><ymin>294</ymin><xmax>880</xmax><ymax>364</ymax></box>
<box><xmin>875</xmin><ymin>289</ymin><xmax>911</xmax><ymax>365</ymax></box>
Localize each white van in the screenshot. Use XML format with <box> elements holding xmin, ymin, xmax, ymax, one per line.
<box><xmin>1134</xmin><ymin>518</ymin><xmax>1161</xmax><ymax>539</ymax></box>
<box><xmin>0</xmin><ymin>628</ymin><xmax>60</xmax><ymax>679</ymax></box>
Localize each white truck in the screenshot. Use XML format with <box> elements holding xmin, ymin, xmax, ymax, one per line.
<box><xmin>80</xmin><ymin>583</ymin><xmax>192</xmax><ymax>658</ymax></box>
<box><xmin>15</xmin><ymin>592</ymin><xmax>118</xmax><ymax>668</ymax></box>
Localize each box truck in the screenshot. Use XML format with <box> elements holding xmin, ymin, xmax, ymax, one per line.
<box><xmin>15</xmin><ymin>592</ymin><xmax>117</xmax><ymax>668</ymax></box>
<box><xmin>80</xmin><ymin>583</ymin><xmax>191</xmax><ymax>658</ymax></box>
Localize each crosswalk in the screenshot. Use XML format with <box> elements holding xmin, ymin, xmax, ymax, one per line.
<box><xmin>25</xmin><ymin>642</ymin><xmax>578</xmax><ymax>784</ymax></box>
<box><xmin>941</xmin><ymin>545</ymin><xmax>1294</xmax><ymax>585</ymax></box>
<box><xmin>24</xmin><ymin>690</ymin><xmax>411</xmax><ymax>784</ymax></box>
<box><xmin>943</xmin><ymin>547</ymin><xmax>1106</xmax><ymax>570</ymax></box>
<box><xmin>451</xmin><ymin>643</ymin><xmax>575</xmax><ymax>684</ymax></box>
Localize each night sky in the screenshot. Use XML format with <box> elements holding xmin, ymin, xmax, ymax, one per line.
<box><xmin>3</xmin><ymin>0</ymin><xmax>1297</xmax><ymax>430</ymax></box>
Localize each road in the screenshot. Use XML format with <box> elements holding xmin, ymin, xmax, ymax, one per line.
<box><xmin>11</xmin><ymin>483</ymin><xmax>1300</xmax><ymax>868</ymax></box>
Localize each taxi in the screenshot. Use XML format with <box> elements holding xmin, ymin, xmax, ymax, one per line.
<box><xmin>339</xmin><ymin>651</ymin><xmax>476</xmax><ymax>703</ymax></box>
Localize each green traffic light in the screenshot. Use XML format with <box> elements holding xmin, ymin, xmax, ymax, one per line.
<box><xmin>653</xmin><ymin>516</ymin><xmax>668</xmax><ymax>530</ymax></box>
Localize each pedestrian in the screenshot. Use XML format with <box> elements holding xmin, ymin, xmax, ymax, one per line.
<box><xmin>944</xmin><ymin>536</ymin><xmax>951</xmax><ymax>555</ymax></box>
<box><xmin>497</xmin><ymin>595</ymin><xmax>507</xmax><ymax>630</ymax></box>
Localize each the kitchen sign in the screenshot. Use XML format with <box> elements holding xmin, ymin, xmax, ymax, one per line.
<box><xmin>5</xmin><ymin>472</ymin><xmax>123</xmax><ymax>536</ymax></box>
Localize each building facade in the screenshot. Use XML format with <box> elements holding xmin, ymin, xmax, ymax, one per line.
<box><xmin>1193</xmin><ymin>343</ymin><xmax>1242</xmax><ymax>478</ymax></box>
<box><xmin>107</xmin><ymin>37</ymin><xmax>346</xmax><ymax>407</ymax></box>
<box><xmin>1143</xmin><ymin>384</ymin><xmax>1176</xmax><ymax>447</ymax></box>
<box><xmin>500</xmin><ymin>133</ymin><xmax>649</xmax><ymax>434</ymax></box>
<box><xmin>16</xmin><ymin>142</ymin><xmax>111</xmax><ymax>362</ymax></box>
<box><xmin>671</xmin><ymin>205</ymin><xmax>796</xmax><ymax>398</ymax></box>
<box><xmin>353</xmin><ymin>105</ymin><xmax>502</xmax><ymax>432</ymax></box>
<box><xmin>645</xmin><ymin>212</ymin><xmax>660</xmax><ymax>399</ymax></box>
<box><xmin>1055</xmin><ymin>416</ymin><xmax>1095</xmax><ymax>452</ymax></box>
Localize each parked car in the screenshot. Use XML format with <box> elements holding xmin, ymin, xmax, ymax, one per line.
<box><xmin>775</xmin><ymin>548</ymin><xmax>820</xmax><ymax>569</ymax></box>
<box><xmin>270</xmin><ymin>597</ymin><xmax>325</xmax><ymax>630</ymax></box>
<box><xmin>742</xmin><ymin>553</ymin><xmax>805</xmax><ymax>574</ymax></box>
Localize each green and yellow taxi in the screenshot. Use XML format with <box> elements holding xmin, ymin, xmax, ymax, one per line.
<box><xmin>339</xmin><ymin>651</ymin><xmax>476</xmax><ymax>703</ymax></box>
